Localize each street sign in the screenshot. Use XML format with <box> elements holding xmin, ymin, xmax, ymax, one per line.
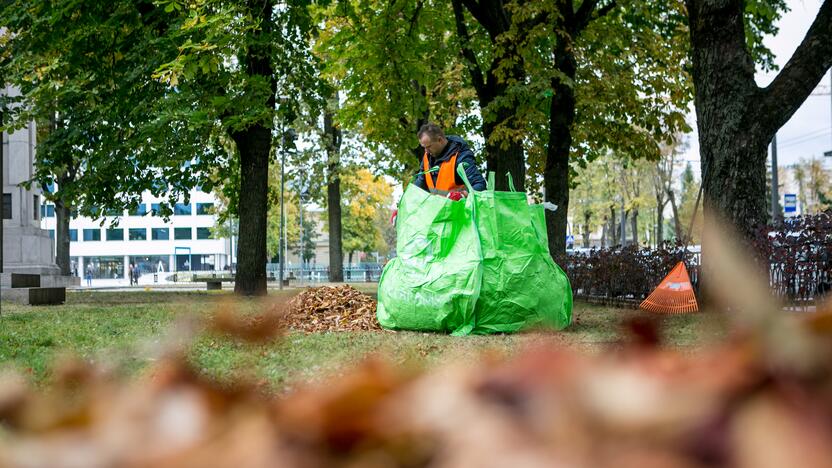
<box><xmin>783</xmin><ymin>193</ymin><xmax>797</xmax><ymax>214</ymax></box>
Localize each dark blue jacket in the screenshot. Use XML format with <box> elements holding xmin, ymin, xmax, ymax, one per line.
<box><xmin>413</xmin><ymin>135</ymin><xmax>487</xmax><ymax>192</ymax></box>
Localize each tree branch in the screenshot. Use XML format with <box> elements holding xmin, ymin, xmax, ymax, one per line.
<box><xmin>452</xmin><ymin>0</ymin><xmax>486</xmax><ymax>99</ymax></box>
<box><xmin>407</xmin><ymin>0</ymin><xmax>423</xmax><ymax>37</ymax></box>
<box><xmin>758</xmin><ymin>0</ymin><xmax>832</xmax><ymax>134</ymax></box>
<box><xmin>460</xmin><ymin>0</ymin><xmax>499</xmax><ymax>37</ymax></box>
<box><xmin>573</xmin><ymin>0</ymin><xmax>598</xmax><ymax>28</ymax></box>
<box><xmin>574</xmin><ymin>0</ymin><xmax>616</xmax><ymax>33</ymax></box>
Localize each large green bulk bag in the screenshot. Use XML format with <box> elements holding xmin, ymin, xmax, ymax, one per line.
<box><xmin>465</xmin><ymin>171</ymin><xmax>572</xmax><ymax>334</ymax></box>
<box><xmin>377</xmin><ymin>165</ymin><xmax>572</xmax><ymax>335</ymax></box>
<box><xmin>376</xmin><ymin>177</ymin><xmax>483</xmax><ymax>335</ymax></box>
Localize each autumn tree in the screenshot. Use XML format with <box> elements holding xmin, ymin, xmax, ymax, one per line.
<box><xmin>338</xmin><ymin>168</ymin><xmax>394</xmax><ymax>265</ymax></box>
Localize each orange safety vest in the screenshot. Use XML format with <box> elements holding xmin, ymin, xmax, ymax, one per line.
<box><xmin>423</xmin><ymin>151</ymin><xmax>465</xmax><ymax>194</ymax></box>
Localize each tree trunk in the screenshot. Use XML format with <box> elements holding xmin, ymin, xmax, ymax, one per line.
<box><xmin>668</xmin><ymin>190</ymin><xmax>682</xmax><ymax>241</ymax></box>
<box><xmin>609</xmin><ymin>206</ymin><xmax>617</xmax><ymax>245</ymax></box>
<box><xmin>631</xmin><ymin>207</ymin><xmax>639</xmax><ymax>246</ymax></box>
<box><xmin>451</xmin><ymin>0</ymin><xmax>525</xmax><ymax>192</ymax></box>
<box><xmin>483</xmin><ymin>106</ymin><xmax>525</xmax><ymax>192</ymax></box>
<box><xmin>656</xmin><ymin>199</ymin><xmax>665</xmax><ymax>245</ymax></box>
<box><xmin>54</xmin><ymin>199</ymin><xmax>71</xmax><ymax>276</ymax></box>
<box><xmin>619</xmin><ymin>207</ymin><xmax>628</xmax><ymax>246</ymax></box>
<box><xmin>544</xmin><ymin>33</ymin><xmax>576</xmax><ymax>257</ymax></box>
<box><xmin>232</xmin><ymin>0</ymin><xmax>275</xmax><ymax>296</ymax></box>
<box><xmin>583</xmin><ymin>210</ymin><xmax>591</xmax><ymax>248</ymax></box>
<box><xmin>325</xmin><ymin>103</ymin><xmax>344</xmax><ymax>282</ymax></box>
<box><xmin>600</xmin><ymin>216</ymin><xmax>607</xmax><ymax>249</ymax></box>
<box><xmin>232</xmin><ymin>126</ymin><xmax>270</xmax><ymax>295</ymax></box>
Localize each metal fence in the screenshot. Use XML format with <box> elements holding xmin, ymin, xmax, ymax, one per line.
<box><xmin>565</xmin><ymin>246</ymin><xmax>829</xmax><ymax>309</ymax></box>
<box><xmin>164</xmin><ymin>264</ymin><xmax>385</xmax><ymax>284</ymax></box>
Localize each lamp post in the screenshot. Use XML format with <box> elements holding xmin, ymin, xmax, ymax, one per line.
<box><xmin>279</xmin><ymin>132</ymin><xmax>285</xmax><ymax>290</ymax></box>
<box><xmin>279</xmin><ymin>127</ymin><xmax>297</xmax><ymax>290</ymax></box>
<box><xmin>298</xmin><ymin>179</ymin><xmax>304</xmax><ymax>286</ymax></box>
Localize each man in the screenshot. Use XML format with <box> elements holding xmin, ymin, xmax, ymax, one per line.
<box><xmin>391</xmin><ymin>123</ymin><xmax>487</xmax><ymax>226</ymax></box>
<box><xmin>413</xmin><ymin>123</ymin><xmax>486</xmax><ymax>198</ymax></box>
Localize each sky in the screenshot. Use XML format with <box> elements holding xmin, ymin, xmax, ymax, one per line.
<box><xmin>681</xmin><ymin>0</ymin><xmax>832</xmax><ymax>176</ymax></box>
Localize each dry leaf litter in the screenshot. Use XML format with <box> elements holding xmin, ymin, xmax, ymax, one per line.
<box><xmin>2</xmin><ymin>228</ymin><xmax>832</xmax><ymax>467</ymax></box>
<box><xmin>284</xmin><ymin>285</ymin><xmax>381</xmax><ymax>332</ymax></box>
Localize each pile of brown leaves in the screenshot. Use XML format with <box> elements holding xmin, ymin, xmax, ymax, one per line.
<box><xmin>284</xmin><ymin>285</ymin><xmax>381</xmax><ymax>332</ymax></box>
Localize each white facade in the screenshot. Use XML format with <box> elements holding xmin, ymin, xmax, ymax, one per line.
<box><xmin>40</xmin><ymin>190</ymin><xmax>232</xmax><ymax>281</ymax></box>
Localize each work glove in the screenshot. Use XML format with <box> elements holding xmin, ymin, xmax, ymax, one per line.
<box><xmin>447</xmin><ymin>191</ymin><xmax>467</xmax><ymax>201</ymax></box>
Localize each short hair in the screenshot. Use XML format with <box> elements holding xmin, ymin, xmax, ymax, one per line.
<box><xmin>417</xmin><ymin>122</ymin><xmax>445</xmax><ymax>141</ymax></box>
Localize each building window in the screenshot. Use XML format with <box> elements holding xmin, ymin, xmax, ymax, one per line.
<box><xmin>33</xmin><ymin>195</ymin><xmax>39</xmax><ymax>220</ymax></box>
<box><xmin>130</xmin><ymin>204</ymin><xmax>148</xmax><ymax>216</ymax></box>
<box><xmin>106</xmin><ymin>228</ymin><xmax>124</xmax><ymax>241</ymax></box>
<box><xmin>105</xmin><ymin>208</ymin><xmax>122</xmax><ymax>217</ymax></box>
<box><xmin>130</xmin><ymin>255</ymin><xmax>170</xmax><ymax>274</ymax></box>
<box><xmin>174</xmin><ymin>203</ymin><xmax>192</xmax><ymax>215</ymax></box>
<box><xmin>196</xmin><ymin>203</ymin><xmax>214</xmax><ymax>215</ymax></box>
<box><xmin>83</xmin><ymin>229</ymin><xmax>101</xmax><ymax>241</ymax></box>
<box><xmin>2</xmin><ymin>193</ymin><xmax>11</xmax><ymax>220</ymax></box>
<box><xmin>174</xmin><ymin>227</ymin><xmax>192</xmax><ymax>240</ymax></box>
<box><xmin>69</xmin><ymin>229</ymin><xmax>78</xmax><ymax>242</ymax></box>
<box><xmin>42</xmin><ymin>204</ymin><xmax>55</xmax><ymax>218</ymax></box>
<box><xmin>151</xmin><ymin>203</ymin><xmax>161</xmax><ymax>216</ymax></box>
<box><xmin>196</xmin><ymin>227</ymin><xmax>213</xmax><ymax>240</ymax></box>
<box><xmin>48</xmin><ymin>229</ymin><xmax>55</xmax><ymax>239</ymax></box>
<box><xmin>129</xmin><ymin>228</ymin><xmax>147</xmax><ymax>241</ymax></box>
<box><xmin>152</xmin><ymin>228</ymin><xmax>169</xmax><ymax>240</ymax></box>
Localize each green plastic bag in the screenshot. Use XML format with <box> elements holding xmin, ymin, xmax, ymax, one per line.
<box><xmin>377</xmin><ymin>166</ymin><xmax>572</xmax><ymax>335</ymax></box>
<box><xmin>466</xmin><ymin>171</ymin><xmax>572</xmax><ymax>333</ymax></box>
<box><xmin>376</xmin><ymin>176</ymin><xmax>483</xmax><ymax>335</ymax></box>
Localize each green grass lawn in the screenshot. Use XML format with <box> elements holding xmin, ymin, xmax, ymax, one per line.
<box><xmin>0</xmin><ymin>287</ymin><xmax>725</xmax><ymax>390</ymax></box>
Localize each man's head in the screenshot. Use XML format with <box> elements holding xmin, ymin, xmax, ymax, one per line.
<box><xmin>418</xmin><ymin>122</ymin><xmax>448</xmax><ymax>157</ymax></box>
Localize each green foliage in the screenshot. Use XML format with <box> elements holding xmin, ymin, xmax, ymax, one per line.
<box><xmin>743</xmin><ymin>0</ymin><xmax>789</xmax><ymax>73</ymax></box>
<box><xmin>0</xmin><ymin>0</ymin><xmax>193</xmax><ymax>215</ymax></box>
<box><xmin>518</xmin><ymin>1</ymin><xmax>693</xmax><ymax>193</ymax></box>
<box><xmin>338</xmin><ymin>167</ymin><xmax>394</xmax><ymax>258</ymax></box>
<box><xmin>312</xmin><ymin>0</ymin><xmax>479</xmax><ymax>181</ymax></box>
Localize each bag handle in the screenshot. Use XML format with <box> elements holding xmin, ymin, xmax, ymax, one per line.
<box><xmin>456</xmin><ymin>163</ymin><xmax>475</xmax><ymax>193</ymax></box>
<box><xmin>487</xmin><ymin>172</ymin><xmax>495</xmax><ymax>191</ymax></box>
<box><xmin>506</xmin><ymin>173</ymin><xmax>516</xmax><ymax>192</ymax></box>
<box><xmin>412</xmin><ymin>165</ymin><xmax>440</xmax><ymax>183</ymax></box>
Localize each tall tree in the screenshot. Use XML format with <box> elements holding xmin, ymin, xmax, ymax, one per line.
<box><xmin>0</xmin><ymin>0</ymin><xmax>184</xmax><ymax>275</ymax></box>
<box><xmin>154</xmin><ymin>0</ymin><xmax>318</xmax><ymax>295</ymax></box>
<box><xmin>324</xmin><ymin>95</ymin><xmax>345</xmax><ymax>281</ymax></box>
<box><xmin>525</xmin><ymin>1</ymin><xmax>692</xmax><ymax>255</ymax></box>
<box><xmin>451</xmin><ymin>0</ymin><xmax>528</xmax><ymax>191</ymax></box>
<box><xmin>686</xmin><ymin>0</ymin><xmax>832</xmax><ymax>240</ymax></box>
<box><xmin>652</xmin><ymin>134</ymin><xmax>685</xmax><ymax>245</ymax></box>
<box><xmin>338</xmin><ymin>168</ymin><xmax>394</xmax><ymax>265</ymax></box>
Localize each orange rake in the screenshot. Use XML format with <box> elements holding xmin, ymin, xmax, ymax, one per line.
<box><xmin>640</xmin><ymin>261</ymin><xmax>699</xmax><ymax>314</ymax></box>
